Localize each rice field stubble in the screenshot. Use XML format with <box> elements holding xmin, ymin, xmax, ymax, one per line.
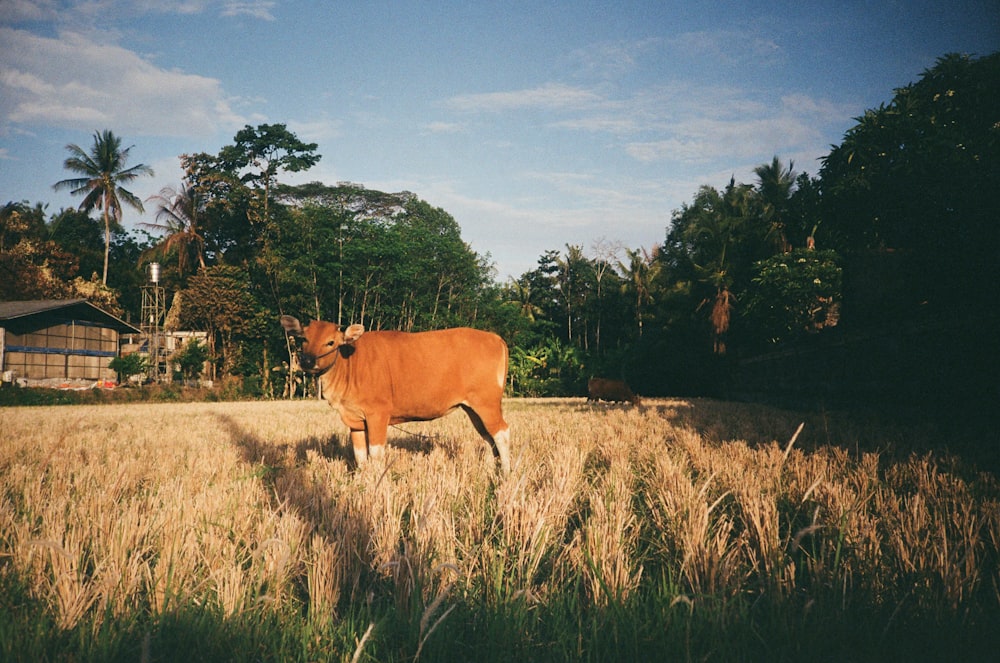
<box><xmin>1</xmin><ymin>398</ymin><xmax>998</xmax><ymax>661</ymax></box>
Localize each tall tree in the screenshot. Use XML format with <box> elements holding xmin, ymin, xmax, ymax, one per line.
<box><xmin>53</xmin><ymin>130</ymin><xmax>154</xmax><ymax>284</ymax></box>
<box><xmin>820</xmin><ymin>52</ymin><xmax>1000</xmax><ymax>316</ymax></box>
<box><xmin>216</xmin><ymin>124</ymin><xmax>320</xmax><ymax>309</ymax></box>
<box><xmin>215</xmin><ymin>124</ymin><xmax>321</xmax><ymax>394</ymax></box>
<box><xmin>555</xmin><ymin>244</ymin><xmax>591</xmax><ymax>346</ymax></box>
<box><xmin>590</xmin><ymin>237</ymin><xmax>621</xmax><ymax>352</ymax></box>
<box><xmin>178</xmin><ymin>265</ymin><xmax>262</xmax><ymax>381</ymax></box>
<box><xmin>218</xmin><ymin>123</ymin><xmax>321</xmax><ymax>237</ymax></box>
<box><xmin>618</xmin><ymin>247</ymin><xmax>657</xmax><ymax>338</ymax></box>
<box><xmin>665</xmin><ymin>178</ymin><xmax>767</xmax><ymax>354</ymax></box>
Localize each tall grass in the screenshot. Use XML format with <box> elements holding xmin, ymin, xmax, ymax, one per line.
<box><xmin>1</xmin><ymin>398</ymin><xmax>998</xmax><ymax>661</ymax></box>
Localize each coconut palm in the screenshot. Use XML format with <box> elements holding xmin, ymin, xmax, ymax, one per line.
<box><xmin>141</xmin><ymin>182</ymin><xmax>207</xmax><ymax>279</ymax></box>
<box><xmin>675</xmin><ymin>179</ymin><xmax>760</xmax><ymax>354</ymax></box>
<box><xmin>53</xmin><ymin>130</ymin><xmax>153</xmax><ymax>284</ymax></box>
<box><xmin>507</xmin><ymin>276</ymin><xmax>543</xmax><ymax>323</ymax></box>
<box><xmin>617</xmin><ymin>247</ymin><xmax>657</xmax><ymax>337</ymax></box>
<box><xmin>754</xmin><ymin>156</ymin><xmax>796</xmax><ymax>252</ymax></box>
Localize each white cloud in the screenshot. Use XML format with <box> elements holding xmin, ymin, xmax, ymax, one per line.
<box><xmin>0</xmin><ymin>27</ymin><xmax>247</xmax><ymax>137</ymax></box>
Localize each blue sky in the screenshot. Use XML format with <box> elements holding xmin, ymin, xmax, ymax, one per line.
<box><xmin>1</xmin><ymin>1</ymin><xmax>997</xmax><ymax>281</ymax></box>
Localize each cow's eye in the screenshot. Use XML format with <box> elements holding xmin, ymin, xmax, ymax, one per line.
<box><xmin>326</xmin><ymin>340</ymin><xmax>335</xmax><ymax>347</ymax></box>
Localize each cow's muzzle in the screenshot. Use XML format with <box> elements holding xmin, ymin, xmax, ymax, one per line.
<box><xmin>299</xmin><ymin>346</ymin><xmax>339</xmax><ymax>376</ymax></box>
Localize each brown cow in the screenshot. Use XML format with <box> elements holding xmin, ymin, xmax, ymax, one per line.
<box><xmin>587</xmin><ymin>377</ymin><xmax>641</xmax><ymax>406</ymax></box>
<box><xmin>281</xmin><ymin>316</ymin><xmax>511</xmax><ymax>473</ymax></box>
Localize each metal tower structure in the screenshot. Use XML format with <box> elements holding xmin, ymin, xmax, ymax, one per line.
<box><xmin>141</xmin><ymin>262</ymin><xmax>165</xmax><ymax>382</ymax></box>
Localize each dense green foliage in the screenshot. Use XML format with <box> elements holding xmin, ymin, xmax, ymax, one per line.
<box><xmin>2</xmin><ymin>53</ymin><xmax>996</xmax><ymax>402</ymax></box>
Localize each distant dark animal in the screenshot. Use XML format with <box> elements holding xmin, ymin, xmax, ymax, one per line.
<box><xmin>281</xmin><ymin>315</ymin><xmax>511</xmax><ymax>473</ymax></box>
<box><xmin>587</xmin><ymin>377</ymin><xmax>641</xmax><ymax>406</ymax></box>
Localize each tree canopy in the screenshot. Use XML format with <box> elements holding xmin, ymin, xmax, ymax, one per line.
<box><xmin>3</xmin><ymin>52</ymin><xmax>996</xmax><ymax>405</ymax></box>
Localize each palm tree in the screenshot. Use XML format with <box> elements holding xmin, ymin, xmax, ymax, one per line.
<box><xmin>753</xmin><ymin>156</ymin><xmax>796</xmax><ymax>253</ymax></box>
<box><xmin>556</xmin><ymin>244</ymin><xmax>589</xmax><ymax>343</ymax></box>
<box><xmin>53</xmin><ymin>130</ymin><xmax>154</xmax><ymax>284</ymax></box>
<box><xmin>141</xmin><ymin>183</ymin><xmax>207</xmax><ymax>279</ymax></box>
<box><xmin>680</xmin><ymin>179</ymin><xmax>758</xmax><ymax>354</ymax></box>
<box><xmin>507</xmin><ymin>276</ymin><xmax>543</xmax><ymax>322</ymax></box>
<box><xmin>754</xmin><ymin>156</ymin><xmax>796</xmax><ymax>252</ymax></box>
<box><xmin>617</xmin><ymin>247</ymin><xmax>657</xmax><ymax>337</ymax></box>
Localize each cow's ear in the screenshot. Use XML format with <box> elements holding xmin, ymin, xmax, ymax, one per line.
<box><xmin>344</xmin><ymin>324</ymin><xmax>365</xmax><ymax>343</ymax></box>
<box><xmin>280</xmin><ymin>315</ymin><xmax>303</xmax><ymax>336</ymax></box>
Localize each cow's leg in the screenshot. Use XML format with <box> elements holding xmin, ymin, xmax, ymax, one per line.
<box><xmin>350</xmin><ymin>429</ymin><xmax>368</xmax><ymax>465</ymax></box>
<box><xmin>365</xmin><ymin>414</ymin><xmax>390</xmax><ymax>460</ymax></box>
<box><xmin>492</xmin><ymin>426</ymin><xmax>511</xmax><ymax>475</ymax></box>
<box><xmin>461</xmin><ymin>405</ymin><xmax>511</xmax><ymax>475</ymax></box>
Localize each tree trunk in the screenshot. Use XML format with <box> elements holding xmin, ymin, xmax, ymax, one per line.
<box><xmin>102</xmin><ymin>192</ymin><xmax>111</xmax><ymax>285</ymax></box>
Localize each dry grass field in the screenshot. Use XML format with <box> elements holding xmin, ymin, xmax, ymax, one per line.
<box><xmin>1</xmin><ymin>397</ymin><xmax>998</xmax><ymax>661</ymax></box>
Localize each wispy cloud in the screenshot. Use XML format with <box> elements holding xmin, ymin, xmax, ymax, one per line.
<box><xmin>0</xmin><ymin>1</ymin><xmax>277</xmax><ymax>24</ymax></box>
<box><xmin>549</xmin><ymin>116</ymin><xmax>638</xmax><ymax>133</ymax></box>
<box><xmin>666</xmin><ymin>30</ymin><xmax>784</xmax><ymax>67</ymax></box>
<box><xmin>289</xmin><ymin>117</ymin><xmax>343</xmax><ymax>144</ymax></box>
<box><xmin>626</xmin><ymin>115</ymin><xmax>821</xmax><ymax>164</ymax></box>
<box><xmin>562</xmin><ymin>38</ymin><xmax>661</xmax><ymax>80</ymax></box>
<box><xmin>446</xmin><ymin>83</ymin><xmax>603</xmax><ymax>113</ymax></box>
<box><xmin>0</xmin><ymin>27</ymin><xmax>248</xmax><ymax>136</ymax></box>
<box><xmin>445</xmin><ymin>75</ymin><xmax>839</xmax><ymax>170</ymax></box>
<box><xmin>221</xmin><ymin>1</ymin><xmax>276</xmax><ymax>21</ymax></box>
<box><xmin>0</xmin><ymin>0</ymin><xmax>60</xmax><ymax>22</ymax></box>
<box><xmin>424</xmin><ymin>121</ymin><xmax>465</xmax><ymax>134</ymax></box>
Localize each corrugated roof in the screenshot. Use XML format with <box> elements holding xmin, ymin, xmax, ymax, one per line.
<box><xmin>0</xmin><ymin>299</ymin><xmax>141</xmax><ymax>334</ymax></box>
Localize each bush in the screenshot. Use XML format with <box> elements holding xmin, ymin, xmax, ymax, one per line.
<box><xmin>744</xmin><ymin>248</ymin><xmax>842</xmax><ymax>347</ymax></box>
<box><xmin>171</xmin><ymin>339</ymin><xmax>209</xmax><ymax>384</ymax></box>
<box><xmin>108</xmin><ymin>353</ymin><xmax>148</xmax><ymax>383</ymax></box>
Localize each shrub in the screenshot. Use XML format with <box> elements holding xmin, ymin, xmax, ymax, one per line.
<box><xmin>108</xmin><ymin>353</ymin><xmax>148</xmax><ymax>383</ymax></box>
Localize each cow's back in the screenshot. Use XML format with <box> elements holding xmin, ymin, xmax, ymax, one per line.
<box><xmin>331</xmin><ymin>327</ymin><xmax>507</xmax><ymax>419</ymax></box>
<box><xmin>588</xmin><ymin>377</ymin><xmax>640</xmax><ymax>405</ymax></box>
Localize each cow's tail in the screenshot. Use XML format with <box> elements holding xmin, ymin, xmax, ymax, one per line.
<box><xmin>498</xmin><ymin>337</ymin><xmax>509</xmax><ymax>391</ymax></box>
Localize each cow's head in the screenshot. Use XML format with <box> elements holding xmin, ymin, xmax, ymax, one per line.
<box><xmin>280</xmin><ymin>315</ymin><xmax>364</xmax><ymax>374</ymax></box>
